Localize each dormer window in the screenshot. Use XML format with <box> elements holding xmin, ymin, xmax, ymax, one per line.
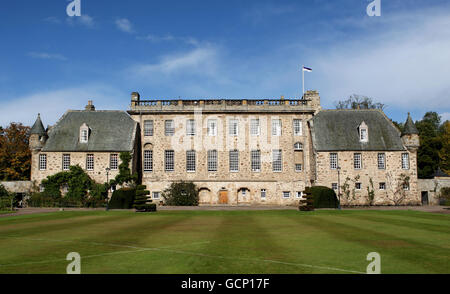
<box><xmin>359</xmin><ymin>121</ymin><xmax>368</xmax><ymax>143</ymax></box>
<box><xmin>80</xmin><ymin>123</ymin><xmax>89</xmax><ymax>143</ymax></box>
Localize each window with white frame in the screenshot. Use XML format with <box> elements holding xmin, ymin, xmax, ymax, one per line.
<box><xmin>186</xmin><ymin>119</ymin><xmax>196</xmax><ymax>136</ymax></box>
<box><xmin>261</xmin><ymin>189</ymin><xmax>266</xmax><ymax>199</ymax></box>
<box><xmin>250</xmin><ymin>119</ymin><xmax>260</xmax><ymax>136</ymax></box>
<box><xmin>143</xmin><ymin>150</ymin><xmax>153</xmax><ymax>172</ymax></box>
<box><xmin>283</xmin><ymin>191</ymin><xmax>291</xmax><ymax>198</ymax></box>
<box><xmin>207</xmin><ymin>119</ymin><xmax>217</xmax><ymax>136</ymax></box>
<box><xmin>294</xmin><ymin>142</ymin><xmax>303</xmax><ymax>151</ymax></box>
<box><xmin>272</xmin><ymin>119</ymin><xmax>282</xmax><ymax>136</ymax></box>
<box><xmin>229</xmin><ymin>150</ymin><xmax>239</xmax><ymax>172</ymax></box>
<box><xmin>354</xmin><ymin>153</ymin><xmax>362</xmax><ymax>169</ymax></box>
<box><xmin>379</xmin><ymin>182</ymin><xmax>386</xmax><ymax>190</ymax></box>
<box><xmin>39</xmin><ymin>154</ymin><xmax>47</xmax><ymax>170</ymax></box>
<box><xmin>62</xmin><ymin>154</ymin><xmax>70</xmax><ymax>171</ymax></box>
<box><xmin>144</xmin><ymin>120</ymin><xmax>154</xmax><ymax>136</ymax></box>
<box><xmin>207</xmin><ymin>150</ymin><xmax>218</xmax><ymax>172</ymax></box>
<box><xmin>296</xmin><ymin>191</ymin><xmax>303</xmax><ymax>198</ymax></box>
<box><xmin>378</xmin><ymin>153</ymin><xmax>386</xmax><ymax>169</ymax></box>
<box><xmin>86</xmin><ymin>154</ymin><xmax>94</xmax><ymax>171</ymax></box>
<box><xmin>295</xmin><ymin>164</ymin><xmax>302</xmax><ymax>172</ymax></box>
<box><xmin>293</xmin><ymin>119</ymin><xmax>302</xmax><ymax>136</ymax></box>
<box><xmin>359</xmin><ymin>121</ymin><xmax>368</xmax><ymax>142</ymax></box>
<box><xmin>272</xmin><ymin>149</ymin><xmax>282</xmax><ymax>172</ymax></box>
<box><xmin>251</xmin><ymin>150</ymin><xmax>261</xmax><ymax>172</ymax></box>
<box><xmin>330</xmin><ymin>153</ymin><xmax>338</xmax><ymax>169</ymax></box>
<box><xmin>355</xmin><ymin>182</ymin><xmax>362</xmax><ymax>190</ymax></box>
<box><xmin>186</xmin><ymin>150</ymin><xmax>196</xmax><ymax>172</ymax></box>
<box><xmin>110</xmin><ymin>154</ymin><xmax>118</xmax><ymax>170</ymax></box>
<box><xmin>153</xmin><ymin>191</ymin><xmax>160</xmax><ymax>199</ymax></box>
<box><xmin>402</xmin><ymin>153</ymin><xmax>410</xmax><ymax>170</ymax></box>
<box><xmin>332</xmin><ymin>183</ymin><xmax>338</xmax><ymax>190</ymax></box>
<box><xmin>403</xmin><ymin>183</ymin><xmax>410</xmax><ymax>191</ymax></box>
<box><xmin>165</xmin><ymin>120</ymin><xmax>174</xmax><ymax>136</ymax></box>
<box><xmin>165</xmin><ymin>150</ymin><xmax>174</xmax><ymax>172</ymax></box>
<box><xmin>360</xmin><ymin>128</ymin><xmax>368</xmax><ymax>141</ymax></box>
<box><xmin>80</xmin><ymin>129</ymin><xmax>88</xmax><ymax>143</ymax></box>
<box><xmin>229</xmin><ymin>119</ymin><xmax>239</xmax><ymax>136</ymax></box>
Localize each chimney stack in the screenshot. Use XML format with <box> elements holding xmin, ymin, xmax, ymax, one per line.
<box><xmin>85</xmin><ymin>100</ymin><xmax>95</xmax><ymax>111</ymax></box>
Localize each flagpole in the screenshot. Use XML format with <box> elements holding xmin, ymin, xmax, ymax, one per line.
<box><xmin>302</xmin><ymin>65</ymin><xmax>305</xmax><ymax>98</ymax></box>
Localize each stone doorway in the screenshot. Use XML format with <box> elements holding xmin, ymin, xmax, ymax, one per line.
<box><xmin>219</xmin><ymin>189</ymin><xmax>228</xmax><ymax>204</ymax></box>
<box><xmin>421</xmin><ymin>191</ymin><xmax>429</xmax><ymax>206</ymax></box>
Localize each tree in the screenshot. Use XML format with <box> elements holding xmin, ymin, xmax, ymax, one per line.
<box><xmin>110</xmin><ymin>152</ymin><xmax>138</xmax><ymax>187</ymax></box>
<box><xmin>416</xmin><ymin>112</ymin><xmax>442</xmax><ymax>178</ymax></box>
<box><xmin>162</xmin><ymin>181</ymin><xmax>199</xmax><ymax>206</ymax></box>
<box><xmin>334</xmin><ymin>94</ymin><xmax>385</xmax><ymax>110</ymax></box>
<box><xmin>439</xmin><ymin>121</ymin><xmax>450</xmax><ymax>175</ymax></box>
<box><xmin>0</xmin><ymin>123</ymin><xmax>31</xmax><ymax>181</ymax></box>
<box><xmin>133</xmin><ymin>185</ymin><xmax>155</xmax><ymax>212</ymax></box>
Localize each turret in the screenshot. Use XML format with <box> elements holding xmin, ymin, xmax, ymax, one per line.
<box><xmin>29</xmin><ymin>113</ymin><xmax>47</xmax><ymax>150</ymax></box>
<box><xmin>131</xmin><ymin>92</ymin><xmax>140</xmax><ymax>107</ymax></box>
<box><xmin>401</xmin><ymin>112</ymin><xmax>420</xmax><ymax>151</ymax></box>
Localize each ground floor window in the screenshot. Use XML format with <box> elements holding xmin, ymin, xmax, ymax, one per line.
<box><xmin>261</xmin><ymin>189</ymin><xmax>266</xmax><ymax>199</ymax></box>
<box><xmin>296</xmin><ymin>191</ymin><xmax>303</xmax><ymax>198</ymax></box>
<box><xmin>283</xmin><ymin>191</ymin><xmax>291</xmax><ymax>198</ymax></box>
<box><xmin>379</xmin><ymin>182</ymin><xmax>386</xmax><ymax>190</ymax></box>
<box><xmin>403</xmin><ymin>183</ymin><xmax>410</xmax><ymax>191</ymax></box>
<box><xmin>355</xmin><ymin>182</ymin><xmax>362</xmax><ymax>190</ymax></box>
<box><xmin>153</xmin><ymin>192</ymin><xmax>160</xmax><ymax>199</ymax></box>
<box><xmin>332</xmin><ymin>183</ymin><xmax>338</xmax><ymax>190</ymax></box>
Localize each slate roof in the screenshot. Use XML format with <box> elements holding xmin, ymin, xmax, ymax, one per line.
<box><xmin>42</xmin><ymin>110</ymin><xmax>137</xmax><ymax>152</ymax></box>
<box><xmin>311</xmin><ymin>109</ymin><xmax>405</xmax><ymax>151</ymax></box>
<box><xmin>30</xmin><ymin>114</ymin><xmax>46</xmax><ymax>135</ymax></box>
<box><xmin>402</xmin><ymin>113</ymin><xmax>419</xmax><ymax>135</ymax></box>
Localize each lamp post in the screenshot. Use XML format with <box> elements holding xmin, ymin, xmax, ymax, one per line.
<box><xmin>337</xmin><ymin>166</ymin><xmax>342</xmax><ymax>210</ymax></box>
<box><xmin>105</xmin><ymin>167</ymin><xmax>111</xmax><ymax>211</ymax></box>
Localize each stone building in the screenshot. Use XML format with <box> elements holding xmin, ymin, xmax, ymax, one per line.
<box><xmin>30</xmin><ymin>101</ymin><xmax>138</xmax><ymax>191</ymax></box>
<box><xmin>29</xmin><ymin>91</ymin><xmax>421</xmax><ymax>206</ymax></box>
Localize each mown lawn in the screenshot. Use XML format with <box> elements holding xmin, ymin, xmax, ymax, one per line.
<box><xmin>0</xmin><ymin>209</ymin><xmax>448</xmax><ymax>274</ymax></box>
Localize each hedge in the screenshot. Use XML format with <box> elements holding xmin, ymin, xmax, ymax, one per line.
<box><xmin>108</xmin><ymin>188</ymin><xmax>136</xmax><ymax>209</ymax></box>
<box><xmin>310</xmin><ymin>186</ymin><xmax>339</xmax><ymax>208</ymax></box>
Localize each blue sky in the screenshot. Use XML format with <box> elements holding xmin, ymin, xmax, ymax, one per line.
<box><xmin>1</xmin><ymin>0</ymin><xmax>450</xmax><ymax>127</ymax></box>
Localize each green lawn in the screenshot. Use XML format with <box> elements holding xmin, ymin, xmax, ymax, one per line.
<box><xmin>0</xmin><ymin>209</ymin><xmax>449</xmax><ymax>274</ymax></box>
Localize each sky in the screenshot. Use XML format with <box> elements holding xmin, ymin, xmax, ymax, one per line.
<box><xmin>0</xmin><ymin>0</ymin><xmax>450</xmax><ymax>127</ymax></box>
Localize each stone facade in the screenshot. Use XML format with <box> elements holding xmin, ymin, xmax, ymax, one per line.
<box><xmin>29</xmin><ymin>90</ymin><xmax>421</xmax><ymax>206</ymax></box>
<box><xmin>418</xmin><ymin>176</ymin><xmax>450</xmax><ymax>205</ymax></box>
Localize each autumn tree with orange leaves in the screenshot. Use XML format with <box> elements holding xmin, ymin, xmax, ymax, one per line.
<box><xmin>0</xmin><ymin>123</ymin><xmax>31</xmax><ymax>181</ymax></box>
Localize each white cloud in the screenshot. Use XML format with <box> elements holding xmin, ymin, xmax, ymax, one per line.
<box><xmin>115</xmin><ymin>18</ymin><xmax>134</xmax><ymax>33</ymax></box>
<box><xmin>0</xmin><ymin>85</ymin><xmax>127</xmax><ymax>127</ymax></box>
<box><xmin>441</xmin><ymin>112</ymin><xmax>450</xmax><ymax>122</ymax></box>
<box><xmin>66</xmin><ymin>14</ymin><xmax>94</xmax><ymax>27</ymax></box>
<box><xmin>136</xmin><ymin>34</ymin><xmax>198</xmax><ymax>46</ymax></box>
<box><xmin>28</xmin><ymin>52</ymin><xmax>67</xmax><ymax>61</ymax></box>
<box><xmin>131</xmin><ymin>46</ymin><xmax>219</xmax><ymax>76</ymax></box>
<box><xmin>309</xmin><ymin>9</ymin><xmax>450</xmax><ymax>110</ymax></box>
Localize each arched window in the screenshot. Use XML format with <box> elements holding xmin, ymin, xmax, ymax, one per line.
<box><xmin>294</xmin><ymin>142</ymin><xmax>303</xmax><ymax>151</ymax></box>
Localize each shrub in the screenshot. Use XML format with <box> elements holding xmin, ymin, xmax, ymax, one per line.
<box><xmin>0</xmin><ymin>184</ymin><xmax>14</xmax><ymax>211</ymax></box>
<box><xmin>134</xmin><ymin>185</ymin><xmax>156</xmax><ymax>212</ymax></box>
<box><xmin>108</xmin><ymin>188</ymin><xmax>136</xmax><ymax>209</ymax></box>
<box><xmin>299</xmin><ymin>187</ymin><xmax>314</xmax><ymax>211</ymax></box>
<box><xmin>440</xmin><ymin>187</ymin><xmax>450</xmax><ymax>206</ymax></box>
<box><xmin>310</xmin><ymin>186</ymin><xmax>339</xmax><ymax>208</ymax></box>
<box><xmin>162</xmin><ymin>181</ymin><xmax>199</xmax><ymax>206</ymax></box>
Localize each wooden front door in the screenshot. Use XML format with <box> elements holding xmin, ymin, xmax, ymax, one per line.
<box><xmin>219</xmin><ymin>190</ymin><xmax>228</xmax><ymax>204</ymax></box>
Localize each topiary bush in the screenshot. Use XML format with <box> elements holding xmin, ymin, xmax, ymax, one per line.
<box><xmin>134</xmin><ymin>185</ymin><xmax>156</xmax><ymax>212</ymax></box>
<box><xmin>108</xmin><ymin>188</ymin><xmax>136</xmax><ymax>209</ymax></box>
<box><xmin>310</xmin><ymin>186</ymin><xmax>339</xmax><ymax>208</ymax></box>
<box><xmin>162</xmin><ymin>181</ymin><xmax>199</xmax><ymax>206</ymax></box>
